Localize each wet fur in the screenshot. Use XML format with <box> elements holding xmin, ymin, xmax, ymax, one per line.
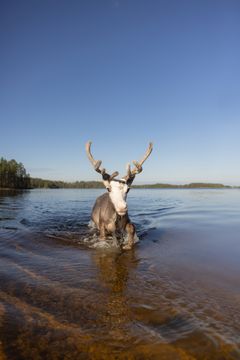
<box><xmin>91</xmin><ymin>192</ymin><xmax>135</xmax><ymax>249</ymax></box>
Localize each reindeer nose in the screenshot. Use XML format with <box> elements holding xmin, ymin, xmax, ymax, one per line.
<box><xmin>117</xmin><ymin>204</ymin><xmax>127</xmax><ymax>215</ymax></box>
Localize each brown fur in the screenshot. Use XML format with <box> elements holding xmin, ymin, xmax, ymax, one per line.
<box><xmin>91</xmin><ymin>192</ymin><xmax>135</xmax><ymax>249</ymax></box>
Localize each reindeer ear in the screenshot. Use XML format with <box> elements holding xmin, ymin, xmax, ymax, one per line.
<box><xmin>126</xmin><ymin>176</ymin><xmax>135</xmax><ymax>186</ymax></box>
<box><xmin>102</xmin><ymin>173</ymin><xmax>110</xmax><ymax>181</ymax></box>
<box><xmin>103</xmin><ymin>174</ymin><xmax>111</xmax><ymax>192</ymax></box>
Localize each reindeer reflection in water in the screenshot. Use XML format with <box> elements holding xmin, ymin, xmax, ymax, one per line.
<box><xmin>86</xmin><ymin>141</ymin><xmax>153</xmax><ymax>250</ymax></box>
<box><xmin>92</xmin><ymin>250</ymin><xmax>138</xmax><ymax>342</ymax></box>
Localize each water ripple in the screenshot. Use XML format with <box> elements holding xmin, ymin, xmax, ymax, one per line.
<box><xmin>0</xmin><ymin>189</ymin><xmax>240</xmax><ymax>359</ymax></box>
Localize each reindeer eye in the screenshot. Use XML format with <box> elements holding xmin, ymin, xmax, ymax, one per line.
<box><xmin>107</xmin><ymin>187</ymin><xmax>111</xmax><ymax>192</ymax></box>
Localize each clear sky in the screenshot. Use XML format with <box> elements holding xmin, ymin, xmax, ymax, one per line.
<box><xmin>1</xmin><ymin>0</ymin><xmax>240</xmax><ymax>185</ymax></box>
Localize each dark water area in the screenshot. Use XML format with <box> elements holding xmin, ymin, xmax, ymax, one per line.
<box><xmin>0</xmin><ymin>188</ymin><xmax>240</xmax><ymax>359</ymax></box>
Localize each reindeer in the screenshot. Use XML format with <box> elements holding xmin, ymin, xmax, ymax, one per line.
<box><xmin>86</xmin><ymin>141</ymin><xmax>153</xmax><ymax>250</ymax></box>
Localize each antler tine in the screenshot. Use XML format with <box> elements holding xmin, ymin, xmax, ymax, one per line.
<box><xmin>138</xmin><ymin>142</ymin><xmax>153</xmax><ymax>166</ymax></box>
<box><xmin>124</xmin><ymin>142</ymin><xmax>153</xmax><ymax>182</ymax></box>
<box><xmin>85</xmin><ymin>141</ymin><xmax>119</xmax><ymax>179</ymax></box>
<box><xmin>126</xmin><ymin>163</ymin><xmax>131</xmax><ymax>177</ymax></box>
<box><xmin>122</xmin><ymin>163</ymin><xmax>130</xmax><ymax>179</ymax></box>
<box><xmin>131</xmin><ymin>142</ymin><xmax>153</xmax><ymax>175</ymax></box>
<box><xmin>85</xmin><ymin>141</ymin><xmax>105</xmax><ymax>174</ymax></box>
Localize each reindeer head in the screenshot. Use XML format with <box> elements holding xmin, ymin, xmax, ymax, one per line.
<box><xmin>86</xmin><ymin>141</ymin><xmax>153</xmax><ymax>216</ymax></box>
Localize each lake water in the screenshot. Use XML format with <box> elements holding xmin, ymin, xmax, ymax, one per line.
<box><xmin>0</xmin><ymin>188</ymin><xmax>240</xmax><ymax>359</ymax></box>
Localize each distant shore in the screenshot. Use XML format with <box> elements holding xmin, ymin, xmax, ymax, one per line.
<box><xmin>134</xmin><ymin>183</ymin><xmax>235</xmax><ymax>189</ymax></box>
<box><xmin>1</xmin><ymin>181</ymin><xmax>239</xmax><ymax>190</ymax></box>
<box><xmin>28</xmin><ymin>179</ymin><xmax>240</xmax><ymax>189</ymax></box>
<box><xmin>1</xmin><ymin>158</ymin><xmax>238</xmax><ymax>191</ymax></box>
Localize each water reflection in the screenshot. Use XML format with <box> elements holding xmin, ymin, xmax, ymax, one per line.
<box><xmin>93</xmin><ymin>250</ymin><xmax>137</xmax><ymax>342</ymax></box>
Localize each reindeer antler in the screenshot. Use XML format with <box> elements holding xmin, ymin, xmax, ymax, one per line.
<box><xmin>124</xmin><ymin>142</ymin><xmax>153</xmax><ymax>184</ymax></box>
<box><xmin>85</xmin><ymin>141</ymin><xmax>119</xmax><ymax>181</ymax></box>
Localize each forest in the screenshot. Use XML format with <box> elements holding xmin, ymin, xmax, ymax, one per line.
<box><xmin>30</xmin><ymin>179</ymin><xmax>232</xmax><ymax>189</ymax></box>
<box><xmin>135</xmin><ymin>183</ymin><xmax>232</xmax><ymax>189</ymax></box>
<box><xmin>0</xmin><ymin>158</ymin><xmax>31</xmax><ymax>189</ymax></box>
<box><xmin>0</xmin><ymin>157</ymin><xmax>235</xmax><ymax>190</ymax></box>
<box><xmin>30</xmin><ymin>178</ymin><xmax>104</xmax><ymax>189</ymax></box>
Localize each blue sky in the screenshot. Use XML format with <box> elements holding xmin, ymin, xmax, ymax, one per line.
<box><xmin>1</xmin><ymin>0</ymin><xmax>240</xmax><ymax>184</ymax></box>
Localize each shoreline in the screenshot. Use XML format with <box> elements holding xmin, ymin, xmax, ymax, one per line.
<box><xmin>1</xmin><ymin>181</ymin><xmax>239</xmax><ymax>191</ymax></box>
<box><xmin>1</xmin><ymin>186</ymin><xmax>239</xmax><ymax>191</ymax></box>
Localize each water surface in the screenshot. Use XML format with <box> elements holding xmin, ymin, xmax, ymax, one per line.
<box><xmin>0</xmin><ymin>189</ymin><xmax>240</xmax><ymax>359</ymax></box>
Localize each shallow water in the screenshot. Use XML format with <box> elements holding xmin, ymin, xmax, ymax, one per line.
<box><xmin>0</xmin><ymin>188</ymin><xmax>240</xmax><ymax>359</ymax></box>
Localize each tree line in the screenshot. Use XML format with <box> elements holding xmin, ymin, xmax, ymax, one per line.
<box><xmin>30</xmin><ymin>179</ymin><xmax>232</xmax><ymax>189</ymax></box>
<box><xmin>135</xmin><ymin>182</ymin><xmax>231</xmax><ymax>189</ymax></box>
<box><xmin>0</xmin><ymin>157</ymin><xmax>235</xmax><ymax>190</ymax></box>
<box><xmin>0</xmin><ymin>158</ymin><xmax>30</xmax><ymax>189</ymax></box>
<box><xmin>0</xmin><ymin>158</ymin><xmax>104</xmax><ymax>189</ymax></box>
<box><xmin>30</xmin><ymin>178</ymin><xmax>104</xmax><ymax>189</ymax></box>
